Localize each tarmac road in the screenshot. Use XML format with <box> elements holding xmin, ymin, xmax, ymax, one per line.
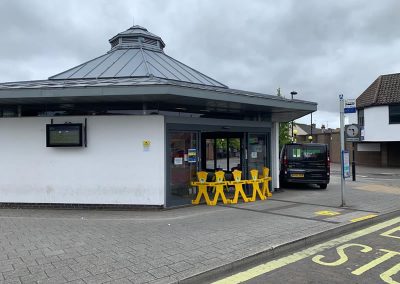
<box><xmin>213</xmin><ymin>216</ymin><xmax>400</xmax><ymax>284</ymax></box>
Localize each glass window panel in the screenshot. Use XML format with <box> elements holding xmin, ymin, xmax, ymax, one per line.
<box><xmin>229</xmin><ymin>138</ymin><xmax>241</xmax><ymax>171</ymax></box>
<box><xmin>216</xmin><ymin>138</ymin><xmax>228</xmax><ymax>171</ymax></box>
<box><xmin>389</xmin><ymin>105</ymin><xmax>400</xmax><ymax>124</ymax></box>
<box><xmin>248</xmin><ymin>134</ymin><xmax>266</xmax><ymax>173</ymax></box>
<box><xmin>205</xmin><ymin>139</ymin><xmax>215</xmax><ymax>170</ymax></box>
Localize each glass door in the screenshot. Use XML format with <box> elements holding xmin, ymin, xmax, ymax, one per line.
<box><xmin>201</xmin><ymin>133</ymin><xmax>243</xmax><ymax>172</ymax></box>
<box><xmin>247</xmin><ymin>133</ymin><xmax>267</xmax><ymax>174</ymax></box>
<box><xmin>168</xmin><ymin>131</ymin><xmax>199</xmax><ymax>206</ymax></box>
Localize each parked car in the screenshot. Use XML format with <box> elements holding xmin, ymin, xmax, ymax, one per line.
<box><xmin>279</xmin><ymin>143</ymin><xmax>330</xmax><ymax>189</ymax></box>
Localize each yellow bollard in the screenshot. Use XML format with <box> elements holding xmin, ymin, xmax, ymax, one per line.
<box><xmin>191</xmin><ymin>171</ymin><xmax>213</xmax><ymax>205</ymax></box>
<box><xmin>247</xmin><ymin>169</ymin><xmax>266</xmax><ymax>202</ymax></box>
<box><xmin>228</xmin><ymin>170</ymin><xmax>249</xmax><ymax>204</ymax></box>
<box><xmin>261</xmin><ymin>167</ymin><xmax>272</xmax><ymax>198</ymax></box>
<box><xmin>210</xmin><ymin>171</ymin><xmax>230</xmax><ymax>205</ymax></box>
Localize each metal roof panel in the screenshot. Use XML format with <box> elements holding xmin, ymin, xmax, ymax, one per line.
<box><xmin>48</xmin><ymin>26</ymin><xmax>226</xmax><ymax>87</ymax></box>
<box><xmin>130</xmin><ymin>61</ymin><xmax>149</xmax><ymax>77</ymax></box>
<box><xmin>114</xmin><ymin>49</ymin><xmax>143</xmax><ymax>77</ymax></box>
<box><xmin>66</xmin><ymin>54</ymin><xmax>111</xmax><ymax>79</ymax></box>
<box><xmin>101</xmin><ymin>49</ymin><xmax>136</xmax><ymax>77</ymax></box>
<box><xmin>84</xmin><ymin>49</ymin><xmax>127</xmax><ymax>78</ymax></box>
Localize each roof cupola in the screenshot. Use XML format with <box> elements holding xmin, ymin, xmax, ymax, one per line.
<box><xmin>108</xmin><ymin>25</ymin><xmax>165</xmax><ymax>52</ymax></box>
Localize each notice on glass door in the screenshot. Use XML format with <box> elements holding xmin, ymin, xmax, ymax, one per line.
<box><xmin>174</xmin><ymin>157</ymin><xmax>183</xmax><ymax>165</ymax></box>
<box><xmin>188</xmin><ymin>148</ymin><xmax>197</xmax><ymax>163</ymax></box>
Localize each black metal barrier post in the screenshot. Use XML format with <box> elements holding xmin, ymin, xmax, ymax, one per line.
<box><xmin>352</xmin><ymin>142</ymin><xmax>356</xmax><ymax>181</ymax></box>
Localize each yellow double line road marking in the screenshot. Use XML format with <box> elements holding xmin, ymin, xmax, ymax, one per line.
<box><xmin>350</xmin><ymin>214</ymin><xmax>378</xmax><ymax>223</ymax></box>
<box><xmin>213</xmin><ymin>216</ymin><xmax>400</xmax><ymax>284</ymax></box>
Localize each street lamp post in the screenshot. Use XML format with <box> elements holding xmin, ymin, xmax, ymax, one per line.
<box><xmin>290</xmin><ymin>91</ymin><xmax>298</xmax><ymax>142</ymax></box>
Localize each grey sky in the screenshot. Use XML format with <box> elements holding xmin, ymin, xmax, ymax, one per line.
<box><xmin>1</xmin><ymin>0</ymin><xmax>400</xmax><ymax>128</ymax></box>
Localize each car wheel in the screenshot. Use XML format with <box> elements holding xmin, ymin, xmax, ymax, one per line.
<box><xmin>319</xmin><ymin>184</ymin><xmax>327</xmax><ymax>189</ymax></box>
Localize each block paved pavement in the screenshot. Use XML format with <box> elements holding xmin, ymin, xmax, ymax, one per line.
<box><xmin>0</xmin><ymin>174</ymin><xmax>399</xmax><ymax>284</ymax></box>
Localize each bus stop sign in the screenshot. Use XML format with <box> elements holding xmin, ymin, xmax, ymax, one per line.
<box><xmin>344</xmin><ymin>99</ymin><xmax>356</xmax><ymax>113</ymax></box>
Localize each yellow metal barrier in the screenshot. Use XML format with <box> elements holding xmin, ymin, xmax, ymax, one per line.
<box><xmin>210</xmin><ymin>170</ymin><xmax>230</xmax><ymax>193</ymax></box>
<box><xmin>191</xmin><ymin>168</ymin><xmax>272</xmax><ymax>205</ymax></box>
<box><xmin>247</xmin><ymin>169</ymin><xmax>266</xmax><ymax>202</ymax></box>
<box><xmin>191</xmin><ymin>171</ymin><xmax>213</xmax><ymax>205</ymax></box>
<box><xmin>261</xmin><ymin>167</ymin><xmax>272</xmax><ymax>198</ymax></box>
<box><xmin>210</xmin><ymin>171</ymin><xmax>231</xmax><ymax>205</ymax></box>
<box><xmin>227</xmin><ymin>170</ymin><xmax>249</xmax><ymax>204</ymax></box>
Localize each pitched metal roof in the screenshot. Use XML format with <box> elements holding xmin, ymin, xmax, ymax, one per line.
<box><xmin>49</xmin><ymin>25</ymin><xmax>227</xmax><ymax>88</ymax></box>
<box><xmin>0</xmin><ymin>24</ymin><xmax>318</xmax><ymax>122</ymax></box>
<box><xmin>357</xmin><ymin>73</ymin><xmax>400</xmax><ymax>108</ymax></box>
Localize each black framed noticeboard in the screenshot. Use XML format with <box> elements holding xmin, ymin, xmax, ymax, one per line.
<box><xmin>46</xmin><ymin>124</ymin><xmax>83</xmax><ymax>147</ymax></box>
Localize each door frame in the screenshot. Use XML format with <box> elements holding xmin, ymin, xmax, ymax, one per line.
<box><xmin>166</xmin><ymin>130</ymin><xmax>200</xmax><ymax>207</ymax></box>
<box><xmin>200</xmin><ymin>132</ymin><xmax>245</xmax><ymax>172</ymax></box>
<box><xmin>165</xmin><ymin>120</ymin><xmax>271</xmax><ymax>207</ymax></box>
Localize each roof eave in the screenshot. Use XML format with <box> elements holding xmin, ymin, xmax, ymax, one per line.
<box><xmin>0</xmin><ymin>84</ymin><xmax>316</xmax><ymax>122</ymax></box>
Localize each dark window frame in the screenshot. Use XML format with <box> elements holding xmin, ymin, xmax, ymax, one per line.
<box><xmin>201</xmin><ymin>133</ymin><xmax>243</xmax><ymax>172</ymax></box>
<box><xmin>389</xmin><ymin>105</ymin><xmax>400</xmax><ymax>124</ymax></box>
<box><xmin>358</xmin><ymin>108</ymin><xmax>364</xmax><ymax>126</ymax></box>
<box><xmin>46</xmin><ymin>123</ymin><xmax>83</xmax><ymax>147</ymax></box>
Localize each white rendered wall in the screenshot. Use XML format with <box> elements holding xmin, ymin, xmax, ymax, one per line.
<box><xmin>364</xmin><ymin>106</ymin><xmax>400</xmax><ymax>141</ymax></box>
<box><xmin>271</xmin><ymin>122</ymin><xmax>280</xmax><ymax>190</ymax></box>
<box><xmin>357</xmin><ymin>143</ymin><xmax>381</xmax><ymax>152</ymax></box>
<box><xmin>0</xmin><ymin>115</ymin><xmax>165</xmax><ymax>205</ymax></box>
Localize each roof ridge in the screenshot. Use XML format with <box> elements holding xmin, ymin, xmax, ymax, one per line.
<box><xmin>139</xmin><ymin>47</ymin><xmax>151</xmax><ymax>76</ymax></box>
<box><xmin>373</xmin><ymin>75</ymin><xmax>383</xmax><ymax>104</ymax></box>
<box><xmin>380</xmin><ymin>72</ymin><xmax>400</xmax><ymax>77</ymax></box>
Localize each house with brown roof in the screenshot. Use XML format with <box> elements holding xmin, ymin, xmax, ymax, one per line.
<box><xmin>356</xmin><ymin>72</ymin><xmax>400</xmax><ymax>167</ymax></box>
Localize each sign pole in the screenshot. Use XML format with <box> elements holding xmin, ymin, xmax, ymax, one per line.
<box><xmin>352</xmin><ymin>142</ymin><xmax>356</xmax><ymax>181</ymax></box>
<box><xmin>340</xmin><ymin>95</ymin><xmax>346</xmax><ymax>207</ymax></box>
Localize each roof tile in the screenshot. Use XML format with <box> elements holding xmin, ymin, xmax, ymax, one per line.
<box><xmin>357</xmin><ymin>73</ymin><xmax>400</xmax><ymax>108</ymax></box>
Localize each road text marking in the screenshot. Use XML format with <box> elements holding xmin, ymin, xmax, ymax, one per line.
<box><xmin>380</xmin><ymin>226</ymin><xmax>400</xmax><ymax>239</ymax></box>
<box><xmin>212</xmin><ymin>217</ymin><xmax>400</xmax><ymax>284</ymax></box>
<box><xmin>315</xmin><ymin>210</ymin><xmax>341</xmax><ymax>216</ymax></box>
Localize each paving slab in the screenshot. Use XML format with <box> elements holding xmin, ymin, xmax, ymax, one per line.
<box><xmin>0</xmin><ymin>174</ymin><xmax>399</xmax><ymax>283</ymax></box>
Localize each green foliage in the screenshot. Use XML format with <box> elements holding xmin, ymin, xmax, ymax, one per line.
<box><xmin>276</xmin><ymin>87</ymin><xmax>294</xmax><ymax>149</ymax></box>
<box><xmin>215</xmin><ymin>138</ymin><xmax>240</xmax><ymax>152</ymax></box>
<box><xmin>279</xmin><ymin>121</ymin><xmax>291</xmax><ymax>150</ymax></box>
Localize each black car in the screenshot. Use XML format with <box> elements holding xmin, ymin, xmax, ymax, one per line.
<box><xmin>279</xmin><ymin>143</ymin><xmax>330</xmax><ymax>189</ymax></box>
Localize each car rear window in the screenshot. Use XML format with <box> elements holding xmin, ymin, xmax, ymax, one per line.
<box><xmin>287</xmin><ymin>145</ymin><xmax>326</xmax><ymax>162</ymax></box>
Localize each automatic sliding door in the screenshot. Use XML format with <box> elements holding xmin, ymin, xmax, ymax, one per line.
<box><xmin>202</xmin><ymin>134</ymin><xmax>242</xmax><ymax>172</ymax></box>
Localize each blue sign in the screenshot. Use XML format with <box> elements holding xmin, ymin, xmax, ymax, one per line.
<box><xmin>344</xmin><ymin>99</ymin><xmax>356</xmax><ymax>113</ymax></box>
<box><xmin>344</xmin><ymin>107</ymin><xmax>356</xmax><ymax>113</ymax></box>
<box><xmin>342</xmin><ymin>150</ymin><xmax>350</xmax><ymax>178</ymax></box>
<box><xmin>188</xmin><ymin>148</ymin><xmax>197</xmax><ymax>163</ymax></box>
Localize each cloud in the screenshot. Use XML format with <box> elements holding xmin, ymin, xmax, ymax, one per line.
<box><xmin>1</xmin><ymin>0</ymin><xmax>399</xmax><ymax>127</ymax></box>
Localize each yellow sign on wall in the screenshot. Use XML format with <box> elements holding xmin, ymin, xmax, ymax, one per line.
<box><xmin>143</xmin><ymin>140</ymin><xmax>151</xmax><ymax>150</ymax></box>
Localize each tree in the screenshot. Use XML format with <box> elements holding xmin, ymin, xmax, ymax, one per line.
<box><xmin>279</xmin><ymin>121</ymin><xmax>292</xmax><ymax>149</ymax></box>
<box><xmin>277</xmin><ymin>88</ymin><xmax>292</xmax><ymax>150</ymax></box>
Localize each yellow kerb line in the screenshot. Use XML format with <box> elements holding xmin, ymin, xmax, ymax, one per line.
<box><xmin>350</xmin><ymin>214</ymin><xmax>378</xmax><ymax>223</ymax></box>
<box><xmin>212</xmin><ymin>216</ymin><xmax>400</xmax><ymax>284</ymax></box>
